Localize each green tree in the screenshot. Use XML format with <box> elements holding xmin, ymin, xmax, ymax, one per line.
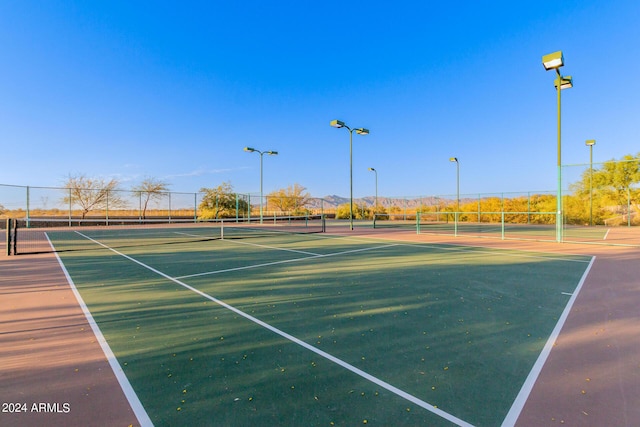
<box><xmin>266</xmin><ymin>183</ymin><xmax>311</xmax><ymax>215</ymax></box>
<box><xmin>62</xmin><ymin>174</ymin><xmax>126</xmax><ymax>219</ymax></box>
<box><xmin>593</xmin><ymin>154</ymin><xmax>639</xmax><ymax>209</ymax></box>
<box><xmin>569</xmin><ymin>153</ymin><xmax>640</xmax><ymax>224</ymax></box>
<box><xmin>131</xmin><ymin>177</ymin><xmax>170</xmax><ymax>219</ymax></box>
<box><xmin>198</xmin><ymin>182</ymin><xmax>248</xmax><ymax>219</ymax></box>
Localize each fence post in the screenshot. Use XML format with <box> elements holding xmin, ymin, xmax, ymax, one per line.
<box><xmin>25</xmin><ymin>186</ymin><xmax>31</xmax><ymax>228</ymax></box>
<box><xmin>404</xmin><ymin>197</ymin><xmax>407</xmax><ymax>220</ymax></box>
<box><xmin>106</xmin><ymin>190</ymin><xmax>109</xmax><ymax>226</ymax></box>
<box><xmin>68</xmin><ymin>187</ymin><xmax>72</xmax><ymax>226</ymax></box>
<box><xmin>628</xmin><ymin>188</ymin><xmax>632</xmax><ymax>227</ymax></box>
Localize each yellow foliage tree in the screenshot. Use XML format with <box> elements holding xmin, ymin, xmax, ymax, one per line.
<box><xmin>266</xmin><ymin>184</ymin><xmax>311</xmax><ymax>215</ymax></box>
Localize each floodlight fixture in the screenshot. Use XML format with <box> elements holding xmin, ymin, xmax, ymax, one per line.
<box><xmin>554</xmin><ymin>76</ymin><xmax>573</xmax><ymax>90</ymax></box>
<box><xmin>330</xmin><ymin>119</ymin><xmax>346</xmax><ymax>128</ymax></box>
<box><xmin>244</xmin><ymin>146</ymin><xmax>256</xmax><ymax>152</ymax></box>
<box><xmin>585</xmin><ymin>139</ymin><xmax>596</xmax><ymax>146</ymax></box>
<box><xmin>542</xmin><ymin>51</ymin><xmax>564</xmax><ymax>70</ymax></box>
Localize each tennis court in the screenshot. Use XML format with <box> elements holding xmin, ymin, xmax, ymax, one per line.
<box><xmin>371</xmin><ymin>213</ymin><xmax>639</xmax><ymax>247</ymax></box>
<box><xmin>31</xmin><ymin>220</ymin><xmax>595</xmax><ymax>426</ymax></box>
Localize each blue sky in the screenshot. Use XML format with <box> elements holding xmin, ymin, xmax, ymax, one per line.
<box><xmin>1</xmin><ymin>0</ymin><xmax>639</xmax><ymax>200</ymax></box>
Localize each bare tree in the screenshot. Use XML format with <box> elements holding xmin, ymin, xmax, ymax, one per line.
<box><xmin>62</xmin><ymin>174</ymin><xmax>126</xmax><ymax>219</ymax></box>
<box><xmin>132</xmin><ymin>177</ymin><xmax>170</xmax><ymax>219</ymax></box>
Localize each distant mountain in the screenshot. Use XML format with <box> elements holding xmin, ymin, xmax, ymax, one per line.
<box><xmin>306</xmin><ymin>195</ymin><xmax>462</xmax><ymax>209</ymax></box>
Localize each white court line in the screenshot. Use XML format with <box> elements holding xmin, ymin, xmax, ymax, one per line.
<box><xmin>224</xmin><ymin>239</ymin><xmax>322</xmax><ymax>256</ymax></box>
<box><xmin>47</xmin><ymin>234</ymin><xmax>153</xmax><ymax>427</ymax></box>
<box><xmin>173</xmin><ymin>230</ymin><xmax>322</xmax><ymax>256</ymax></box>
<box><xmin>603</xmin><ymin>228</ymin><xmax>611</xmax><ymax>240</ymax></box>
<box><xmin>176</xmin><ymin>243</ymin><xmax>399</xmax><ymax>280</ymax></box>
<box><xmin>73</xmin><ymin>231</ymin><xmax>474</xmax><ymax>427</ymax></box>
<box><xmin>415</xmin><ymin>244</ymin><xmax>591</xmax><ymax>264</ymax></box>
<box><xmin>176</xmin><ymin>256</ymin><xmax>313</xmax><ymax>279</ymax></box>
<box><xmin>414</xmin><ymin>244</ymin><xmax>592</xmax><ymax>264</ymax></box>
<box><xmin>500</xmin><ymin>255</ymin><xmax>596</xmax><ymax>427</ymax></box>
<box><xmin>346</xmin><ymin>235</ymin><xmax>593</xmax><ymax>264</ymax></box>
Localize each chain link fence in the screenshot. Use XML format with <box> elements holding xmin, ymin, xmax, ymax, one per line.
<box><xmin>2</xmin><ymin>161</ymin><xmax>638</xmax><ymax>248</ymax></box>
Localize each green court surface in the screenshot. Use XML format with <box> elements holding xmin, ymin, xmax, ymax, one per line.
<box><xmin>48</xmin><ymin>227</ymin><xmax>592</xmax><ymax>426</ymax></box>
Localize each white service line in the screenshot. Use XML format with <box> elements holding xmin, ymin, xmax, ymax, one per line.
<box><xmin>176</xmin><ymin>256</ymin><xmax>313</xmax><ymax>279</ymax></box>
<box><xmin>224</xmin><ymin>239</ymin><xmax>322</xmax><ymax>255</ymax></box>
<box><xmin>173</xmin><ymin>230</ymin><xmax>321</xmax><ymax>256</ymax></box>
<box><xmin>177</xmin><ymin>242</ymin><xmax>400</xmax><ymax>279</ymax></box>
<box><xmin>74</xmin><ymin>231</ymin><xmax>474</xmax><ymax>427</ymax></box>
<box><xmin>355</xmin><ymin>236</ymin><xmax>593</xmax><ymax>264</ymax></box>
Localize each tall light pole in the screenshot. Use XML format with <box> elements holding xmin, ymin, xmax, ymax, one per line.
<box><xmin>368</xmin><ymin>167</ymin><xmax>378</xmax><ymax>212</ymax></box>
<box><xmin>586</xmin><ymin>139</ymin><xmax>596</xmax><ymax>226</ymax></box>
<box><xmin>449</xmin><ymin>157</ymin><xmax>459</xmax><ymax>213</ymax></box>
<box><xmin>542</xmin><ymin>50</ymin><xmax>573</xmax><ymax>242</ymax></box>
<box><xmin>330</xmin><ymin>119</ymin><xmax>369</xmax><ymax>230</ymax></box>
<box><xmin>244</xmin><ymin>146</ymin><xmax>278</xmax><ymax>223</ymax></box>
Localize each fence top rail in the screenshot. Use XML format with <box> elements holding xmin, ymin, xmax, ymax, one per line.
<box><xmin>419</xmin><ymin>211</ymin><xmax>557</xmax><ymax>215</ymax></box>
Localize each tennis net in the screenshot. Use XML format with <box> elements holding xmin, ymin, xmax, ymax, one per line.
<box><xmin>3</xmin><ymin>218</ymin><xmax>16</xmax><ymax>256</ymax></box>
<box><xmin>11</xmin><ymin>215</ymin><xmax>325</xmax><ymax>255</ymax></box>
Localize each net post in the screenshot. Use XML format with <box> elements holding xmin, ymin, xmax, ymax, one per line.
<box><xmin>5</xmin><ymin>218</ymin><xmax>12</xmax><ymax>256</ymax></box>
<box><xmin>220</xmin><ymin>219</ymin><xmax>225</xmax><ymax>240</ymax></box>
<box><xmin>416</xmin><ymin>212</ymin><xmax>421</xmax><ymax>234</ymax></box>
<box><xmin>322</xmin><ymin>214</ymin><xmax>326</xmax><ymax>233</ymax></box>
<box><xmin>12</xmin><ymin>218</ymin><xmax>18</xmax><ymax>255</ymax></box>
